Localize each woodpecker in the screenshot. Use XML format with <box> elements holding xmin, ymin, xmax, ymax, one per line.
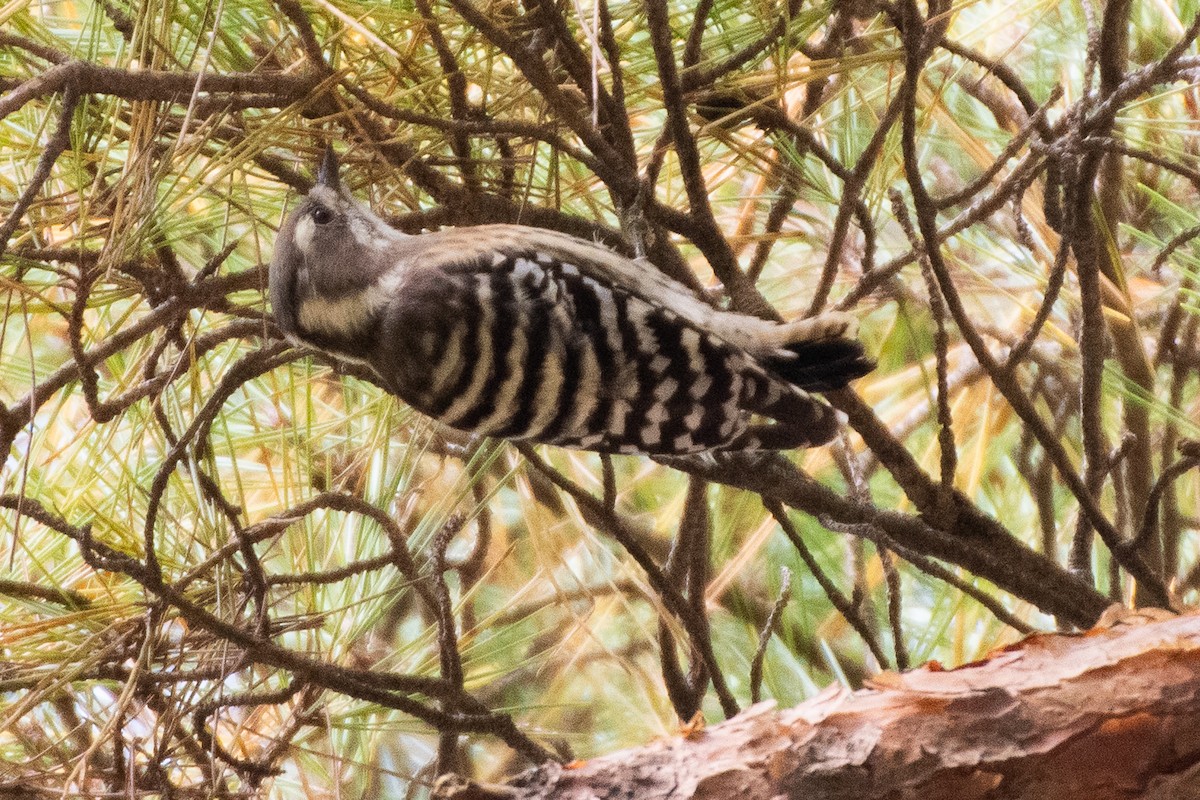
<box><xmin>268</xmin><ymin>150</ymin><xmax>872</xmax><ymax>455</ymax></box>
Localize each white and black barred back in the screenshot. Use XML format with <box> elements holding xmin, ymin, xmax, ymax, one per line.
<box><xmin>269</xmin><ymin>151</ymin><xmax>873</xmax><ymax>456</ymax></box>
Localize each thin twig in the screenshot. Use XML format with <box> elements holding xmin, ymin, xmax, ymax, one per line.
<box><xmin>517</xmin><ymin>444</ymin><xmax>740</xmax><ymax>717</ymax></box>
<box><xmin>890</xmin><ymin>190</ymin><xmax>957</xmax><ymax>508</ymax></box>
<box><xmin>749</xmin><ymin>567</ymin><xmax>792</xmax><ymax>704</ymax></box>
<box><xmin>765</xmin><ymin>499</ymin><xmax>891</xmax><ymax>669</ymax></box>
<box><xmin>0</xmin><ymin>85</ymin><xmax>79</xmax><ymax>262</ymax></box>
<box><xmin>643</xmin><ymin>0</ymin><xmax>772</xmax><ymax>318</ymax></box>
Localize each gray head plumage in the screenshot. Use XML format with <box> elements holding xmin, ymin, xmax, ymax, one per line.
<box><xmin>268</xmin><ymin>147</ymin><xmax>409</xmax><ymax>344</ymax></box>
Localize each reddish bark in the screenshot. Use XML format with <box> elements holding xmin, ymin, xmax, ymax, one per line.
<box><xmin>438</xmin><ymin>611</ymin><xmax>1200</xmax><ymax>799</ymax></box>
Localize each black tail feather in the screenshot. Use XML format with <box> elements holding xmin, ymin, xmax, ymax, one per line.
<box><xmin>766</xmin><ymin>338</ymin><xmax>875</xmax><ymax>392</ymax></box>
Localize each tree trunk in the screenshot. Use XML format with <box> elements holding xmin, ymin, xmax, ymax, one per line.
<box><xmin>437</xmin><ymin>610</ymin><xmax>1200</xmax><ymax>799</ymax></box>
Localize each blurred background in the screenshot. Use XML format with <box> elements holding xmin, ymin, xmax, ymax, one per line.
<box><xmin>1</xmin><ymin>0</ymin><xmax>1199</xmax><ymax>796</ymax></box>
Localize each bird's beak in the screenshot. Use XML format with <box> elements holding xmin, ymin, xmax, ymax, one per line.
<box><xmin>316</xmin><ymin>147</ymin><xmax>339</xmax><ymax>188</ymax></box>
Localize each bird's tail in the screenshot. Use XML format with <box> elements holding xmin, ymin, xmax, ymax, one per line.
<box><xmin>759</xmin><ymin>312</ymin><xmax>875</xmax><ymax>392</ymax></box>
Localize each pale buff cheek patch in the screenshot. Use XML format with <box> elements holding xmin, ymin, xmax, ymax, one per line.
<box><xmin>297</xmin><ymin>288</ymin><xmax>389</xmax><ymax>338</ymax></box>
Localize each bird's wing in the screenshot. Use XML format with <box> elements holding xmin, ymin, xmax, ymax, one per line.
<box><xmin>391</xmin><ymin>224</ymin><xmax>775</xmax><ymax>347</ymax></box>
<box><xmin>390</xmin><ymin>224</ymin><xmax>872</xmax><ymax>389</ymax></box>
<box><xmin>375</xmin><ymin>232</ymin><xmax>769</xmax><ymax>453</ymax></box>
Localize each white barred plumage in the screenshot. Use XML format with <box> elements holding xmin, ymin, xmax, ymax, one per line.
<box><xmin>269</xmin><ymin>150</ymin><xmax>873</xmax><ymax>455</ymax></box>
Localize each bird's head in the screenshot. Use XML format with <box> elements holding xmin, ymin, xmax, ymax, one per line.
<box><xmin>269</xmin><ymin>148</ymin><xmax>406</xmax><ymax>341</ymax></box>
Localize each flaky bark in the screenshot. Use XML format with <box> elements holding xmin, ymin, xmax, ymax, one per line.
<box><xmin>438</xmin><ymin>611</ymin><xmax>1200</xmax><ymax>800</ymax></box>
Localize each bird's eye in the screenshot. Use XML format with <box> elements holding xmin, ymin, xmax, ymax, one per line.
<box><xmin>311</xmin><ymin>206</ymin><xmax>334</xmax><ymax>225</ymax></box>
